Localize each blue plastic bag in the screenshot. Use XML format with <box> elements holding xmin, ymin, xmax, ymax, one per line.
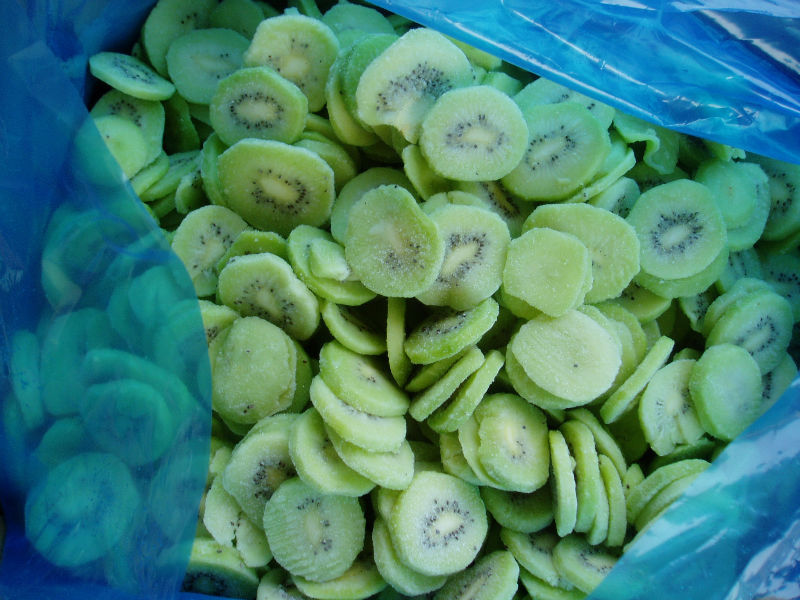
<box><xmin>1</xmin><ymin>1</ymin><xmax>799</xmax><ymax>599</ymax></box>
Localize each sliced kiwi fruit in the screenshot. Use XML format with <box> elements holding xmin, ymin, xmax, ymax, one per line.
<box><xmin>514</xmin><ymin>76</ymin><xmax>615</xmax><ymax>130</ymax></box>
<box><xmin>89</xmin><ymin>51</ymin><xmax>175</xmax><ymax>100</ymax></box>
<box><xmin>216</xmin><ymin>229</ymin><xmax>289</xmax><ymax>272</ymax></box>
<box><xmin>432</xmin><ymin>549</ymin><xmax>520</xmax><ymax>600</ymax></box>
<box><xmin>142</xmin><ymin>0</ymin><xmax>217</xmax><ymax>76</ymax></box>
<box><xmin>181</xmin><ymin>537</ymin><xmax>259</xmax><ymax>598</ymax></box>
<box><xmin>263</xmin><ymin>476</ymin><xmax>366</xmax><ymax>583</ymax></box>
<box><xmin>322</xmin><ymin>1</ymin><xmax>395</xmax><ymax>47</ymax></box>
<box><xmin>481</xmin><ymin>485</ymin><xmax>554</xmax><ymax>534</ymax></box>
<box><xmin>387</xmin><ymin>296</ymin><xmax>414</xmax><ymax>387</ymax></box>
<box><xmin>208</xmin><ymin>0</ymin><xmax>263</xmax><ymax>39</ymax></box>
<box><xmin>320</xmin><ymin>300</ymin><xmax>387</xmax><ymax>356</ymax></box>
<box><xmin>327</xmin><ymin>425</ymin><xmax>415</xmax><ymax>490</ymax></box>
<box><xmin>552</xmin><ymin>534</ymin><xmax>618</xmax><ymax>594</ymax></box>
<box><xmin>291</xmin><ymin>555</ymin><xmax>388</xmax><ymax>599</ymax></box>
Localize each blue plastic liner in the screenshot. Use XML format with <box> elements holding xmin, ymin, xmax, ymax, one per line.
<box><xmin>1</xmin><ymin>1</ymin><xmax>799</xmax><ymax>600</ymax></box>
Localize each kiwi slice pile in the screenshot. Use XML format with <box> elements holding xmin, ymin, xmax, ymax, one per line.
<box><xmin>10</xmin><ymin>0</ymin><xmax>798</xmax><ymax>598</ymax></box>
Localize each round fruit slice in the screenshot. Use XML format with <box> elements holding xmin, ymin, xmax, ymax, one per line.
<box><xmin>89</xmin><ymin>51</ymin><xmax>175</xmax><ymax>100</ymax></box>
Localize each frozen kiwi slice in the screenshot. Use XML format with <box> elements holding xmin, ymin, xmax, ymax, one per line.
<box><xmin>510</xmin><ymin>310</ymin><xmax>621</xmax><ymax>405</ymax></box>
<box><xmin>453</xmin><ymin>180</ymin><xmax>529</xmax><ymax>238</ymax></box>
<box><xmin>418</xmin><ymin>85</ymin><xmax>528</xmax><ymax>181</ymax></box>
<box><xmin>210</xmin><ymin>66</ymin><xmax>309</xmax><ymax>147</ymax></box>
<box><xmin>321</xmin><ymin>300</ymin><xmax>386</xmax><ymax>355</ymax></box>
<box><xmin>514</xmin><ymin>76</ymin><xmax>615</xmax><ymax>130</ymax></box>
<box><xmin>217</xmin><ymin>138</ymin><xmax>335</xmax><ymax>236</ymax></box>
<box><xmin>294</xmin><ymin>133</ymin><xmax>359</xmax><ymax>193</ymax></box>
<box><xmin>432</xmin><ymin>550</ymin><xmax>520</xmax><ymax>600</ymax></box>
<box><xmin>559</xmin><ymin>421</ymin><xmax>604</xmax><ymax>535</ymax></box>
<box><xmin>401</xmin><ymin>143</ymin><xmax>452</xmax><ymax>199</ymax></box>
<box><xmin>388</xmin><ymin>470</ymin><xmax>488</xmax><ymax>576</ymax></box>
<box><xmin>626</xmin><ymin>179</ymin><xmax>727</xmax><ymax>280</ymax></box>
<box><xmin>552</xmin><ymin>534</ymin><xmax>618</xmax><ymax>594</ymax></box>
<box><xmin>747</xmin><ymin>153</ymin><xmax>800</xmax><ymax>241</ymax></box>
<box><xmin>327</xmin><ymin>425</ymin><xmax>415</xmax><ymax>490</ymax></box>
<box><xmin>307</xmin><ymin>237</ymin><xmax>353</xmax><ymax>281</ymax></box>
<box><xmin>598</xmin><ymin>454</ymin><xmax>627</xmax><ymax>547</ymax></box>
<box><xmin>625</xmin><ymin>458</ymin><xmax>709</xmax><ymax>524</ymax></box>
<box><xmin>638</xmin><ymin>358</ymin><xmax>705</xmax><ymax>455</ymax></box>
<box><xmin>291</xmin><ymin>556</ymin><xmax>388</xmax><ymax>599</ymax></box>
<box><xmin>689</xmin><ymin>344</ymin><xmax>764</xmax><ymax>441</ymax></box>
<box><xmin>504</xmin><ymin>344</ymin><xmax>578</xmax><ymax>412</ymax></box>
<box><xmin>170</xmin><ymin>204</ymin><xmax>248</xmax><ymax>296</ymax></box>
<box><xmin>408</xmin><ymin>346</ymin><xmax>485</xmax><ymax>421</ymax></box>
<box><xmin>217</xmin><ymin>229</ymin><xmax>288</xmax><ymax>272</ymax></box>
<box><xmin>142</xmin><ymin>0</ymin><xmax>216</xmax><ymax>76</ymax></box>
<box><xmin>322</xmin><ymin>1</ymin><xmax>395</xmax><ymax>46</ymax></box>
<box><xmin>221</xmin><ymin>416</ymin><xmax>297</xmax><ymax>525</ymax></box>
<box><xmin>416</xmin><ymin>203</ymin><xmax>511</xmax><ymax>310</ymax></box>
<box><xmin>288</xmin><ymin>407</ymin><xmax>375</xmax><ymax>497</ymax></box>
<box><xmin>503</xmin><ymin>227</ymin><xmax>592</xmax><ymax>317</ymax></box>
<box><xmin>340</xmin><ymin>33</ymin><xmax>401</xmax><ymax>124</ymax></box>
<box><xmin>387</xmin><ymin>297</ymin><xmax>414</xmax><ymax>387</ymax></box>
<box><xmin>91</xmin><ymin>89</ymin><xmax>166</xmax><ymax>165</ymax></box>
<box><xmin>287</xmin><ymin>225</ymin><xmax>376</xmax><ymax>306</ymax></box>
<box><xmin>212</xmin><ymin>316</ymin><xmax>297</xmax><ymax>424</ymax></box>
<box><xmin>244</xmin><ymin>13</ymin><xmax>339</xmax><ymax>112</ymax></box>
<box><xmin>92</xmin><ymin>114</ymin><xmax>150</xmax><ymax>178</ymax></box>
<box><xmin>501</xmin><ymin>102</ymin><xmax>611</xmax><ymax>201</ymax></box>
<box><xmin>89</xmin><ymin>51</ymin><xmax>175</xmax><ymax>100</ymax></box>
<box><xmin>589</xmin><ymin>175</ymin><xmax>640</xmax><ymax>219</ymax></box>
<box><xmin>500</xmin><ymin>529</ymin><xmax>571</xmax><ymax>590</ymax></box>
<box><xmin>471</xmin><ymin>393</ymin><xmax>549</xmax><ymax>493</ymax></box>
<box><xmin>523</xmin><ymin>202</ymin><xmax>641</xmax><ymax>304</ymax></box>
<box><xmin>405</xmin><ymin>297</ymin><xmax>499</xmax><ymax>365</ymax></box>
<box><xmin>309</xmin><ymin>375</ymin><xmax>406</xmax><ymax>453</ymax></box>
<box><xmin>182</xmin><ymin>538</ymin><xmax>259</xmax><ymax>598</ymax></box>
<box><xmin>166</xmin><ymin>28</ymin><xmax>249</xmax><ymax>104</ymax></box>
<box><xmin>760</xmin><ymin>250</ymin><xmax>800</xmax><ymax>321</ymax></box>
<box><xmin>216</xmin><ymin>251</ymin><xmax>320</xmax><ymax>340</ymax></box>
<box><xmin>715</xmin><ymin>246</ymin><xmax>764</xmax><ymax>295</ymax></box>
<box><xmin>319</xmin><ymin>340</ymin><xmax>408</xmax><ymax>416</ymax></box>
<box><xmin>481</xmin><ymin>485</ymin><xmax>554</xmax><ymax>534</ymax></box>
<box><xmin>355</xmin><ymin>28</ymin><xmax>475</xmax><ymax>144</ymax></box>
<box><xmin>549</xmin><ymin>429</ymin><xmax>579</xmax><ymax>537</ymax></box>
<box><xmin>325</xmin><ymin>50</ymin><xmax>380</xmax><ymax>147</ymax></box>
<box><xmin>345</xmin><ymin>184</ymin><xmax>445</xmax><ymax>297</ymax></box>
<box><xmin>372</xmin><ymin>517</ymin><xmax>447</xmax><ymax>596</ymax></box>
<box><xmin>257</xmin><ymin>569</ymin><xmax>307</xmax><ymax>600</ymax></box>
<box><xmin>208</xmin><ymin>0</ymin><xmax>263</xmax><ymax>38</ymax></box>
<box><xmin>263</xmin><ymin>477</ymin><xmax>366</xmax><ymax>583</ymax></box>
<box><xmin>140</xmin><ymin>149</ymin><xmax>201</xmax><ymax>201</ymax></box>
<box><xmin>519</xmin><ymin>569</ymin><xmax>585</xmax><ymax>600</ymax></box>
<box><xmin>24</xmin><ymin>452</ymin><xmax>140</xmax><ymax>568</ymax></box>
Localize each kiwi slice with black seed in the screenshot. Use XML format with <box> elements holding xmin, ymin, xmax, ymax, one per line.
<box><xmin>327</xmin><ymin>425</ymin><xmax>415</xmax><ymax>490</ymax></box>
<box><xmin>209</xmin><ymin>0</ymin><xmax>263</xmax><ymax>39</ymax></box>
<box><xmin>321</xmin><ymin>300</ymin><xmax>387</xmax><ymax>355</ymax></box>
<box><xmin>139</xmin><ymin>149</ymin><xmax>200</xmax><ymax>201</ymax></box>
<box><xmin>263</xmin><ymin>477</ymin><xmax>366</xmax><ymax>583</ymax></box>
<box><xmin>92</xmin><ymin>114</ymin><xmax>150</xmax><ymax>179</ymax></box>
<box><xmin>747</xmin><ymin>153</ymin><xmax>800</xmax><ymax>242</ymax></box>
<box><xmin>388</xmin><ymin>470</ymin><xmax>488</xmax><ymax>577</ymax></box>
<box><xmin>432</xmin><ymin>549</ymin><xmax>520</xmax><ymax>600</ymax></box>
<box><xmin>142</xmin><ymin>0</ymin><xmax>217</xmax><ymax>76</ymax></box>
<box><xmin>217</xmin><ymin>138</ymin><xmax>335</xmax><ymax>236</ymax></box>
<box><xmin>340</xmin><ymin>33</ymin><xmax>400</xmax><ymax>124</ymax></box>
<box><xmin>481</xmin><ymin>485</ymin><xmax>554</xmax><ymax>534</ymax></box>
<box><xmin>322</xmin><ymin>1</ymin><xmax>395</xmax><ymax>47</ymax></box>
<box><xmin>515</xmin><ymin>76</ymin><xmax>615</xmax><ymax>130</ymax></box>
<box><xmin>401</xmin><ymin>143</ymin><xmax>453</xmax><ymax>199</ymax></box>
<box><xmin>90</xmin><ymin>89</ymin><xmax>166</xmax><ymax>164</ymax></box>
<box><xmin>295</xmin><ymin>132</ymin><xmax>359</xmax><ymax>192</ymax></box>
<box><xmin>216</xmin><ymin>252</ymin><xmax>320</xmax><ymax>341</ymax></box>
<box><xmin>181</xmin><ymin>537</ymin><xmax>259</xmax><ymax>598</ymax></box>
<box><xmin>89</xmin><ymin>51</ymin><xmax>175</xmax><ymax>101</ymax></box>
<box><xmin>453</xmin><ymin>180</ymin><xmax>529</xmax><ymax>238</ymax></box>
<box><xmin>244</xmin><ymin>13</ymin><xmax>340</xmax><ymax>112</ymax></box>
<box><xmin>759</xmin><ymin>249</ymin><xmax>800</xmax><ymax>321</ymax></box>
<box><xmin>217</xmin><ymin>229</ymin><xmax>289</xmax><ymax>272</ymax></box>
<box><xmin>355</xmin><ymin>28</ymin><xmax>475</xmax><ymax>144</ymax></box>
<box><xmin>387</xmin><ymin>296</ymin><xmax>414</xmax><ymax>387</ymax></box>
<box><xmin>716</xmin><ymin>247</ymin><xmax>764</xmax><ymax>294</ymax></box>
<box><xmin>552</xmin><ymin>534</ymin><xmax>618</xmax><ymax>594</ymax></box>
<box><xmin>210</xmin><ymin>66</ymin><xmax>309</xmax><ymax>147</ymax></box>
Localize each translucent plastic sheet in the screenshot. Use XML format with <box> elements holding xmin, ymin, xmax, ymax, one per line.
<box><xmin>0</xmin><ymin>1</ymin><xmax>799</xmax><ymax>600</ymax></box>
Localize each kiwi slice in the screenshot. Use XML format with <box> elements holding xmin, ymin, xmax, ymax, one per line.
<box><xmin>140</xmin><ymin>149</ymin><xmax>201</xmax><ymax>201</ymax></box>
<box><xmin>217</xmin><ymin>138</ymin><xmax>335</xmax><ymax>236</ymax></box>
<box><xmin>318</xmin><ymin>340</ymin><xmax>409</xmax><ymax>417</ymax></box>
<box><xmin>432</xmin><ymin>550</ymin><xmax>520</xmax><ymax>600</ymax></box>
<box><xmin>322</xmin><ymin>1</ymin><xmax>395</xmax><ymax>46</ymax></box>
<box><xmin>327</xmin><ymin>425</ymin><xmax>415</xmax><ymax>490</ymax></box>
<box><xmin>345</xmin><ymin>184</ymin><xmax>445</xmax><ymax>298</ymax></box>
<box><xmin>93</xmin><ymin>89</ymin><xmax>167</xmax><ymax>166</ymax></box>
<box><xmin>408</xmin><ymin>346</ymin><xmax>485</xmax><ymax>422</ymax></box>
<box><xmin>548</xmin><ymin>429</ymin><xmax>579</xmax><ymax>537</ymax></box>
<box><xmin>216</xmin><ymin>251</ymin><xmax>320</xmax><ymax>341</ymax></box>
<box><xmin>552</xmin><ymin>534</ymin><xmax>618</xmax><ymax>594</ymax></box>
<box><xmin>416</xmin><ymin>203</ymin><xmax>511</xmax><ymax>311</ymax></box>
<box><xmin>387</xmin><ymin>297</ymin><xmax>414</xmax><ymax>387</ymax></box>
<box><xmin>142</xmin><ymin>0</ymin><xmax>216</xmax><ymax>76</ymax></box>
<box><xmin>89</xmin><ymin>51</ymin><xmax>175</xmax><ymax>101</ymax></box>
<box><xmin>519</xmin><ymin>568</ymin><xmax>586</xmax><ymax>600</ymax></box>
<box><xmin>626</xmin><ymin>458</ymin><xmax>709</xmax><ymax>524</ymax></box>
<box><xmin>257</xmin><ymin>569</ymin><xmax>308</xmax><ymax>600</ymax></box>
<box><xmin>747</xmin><ymin>153</ymin><xmax>800</xmax><ymax>242</ymax></box>
<box><xmin>514</xmin><ymin>76</ymin><xmax>615</xmax><ymax>130</ymax></box>
<box><xmin>182</xmin><ymin>537</ymin><xmax>259</xmax><ymax>598</ymax></box>
<box><xmin>244</xmin><ymin>13</ymin><xmax>340</xmax><ymax>112</ymax></box>
<box><xmin>388</xmin><ymin>470</ymin><xmax>488</xmax><ymax>576</ymax></box>
<box><xmin>92</xmin><ymin>114</ymin><xmax>150</xmax><ymax>178</ymax></box>
<box><xmin>295</xmin><ymin>132</ymin><xmax>359</xmax><ymax>193</ymax></box>
<box><xmin>401</xmin><ymin>143</ymin><xmax>453</xmax><ymax>199</ymax></box>
<box><xmin>481</xmin><ymin>485</ymin><xmax>554</xmax><ymax>534</ymax></box>
<box><xmin>321</xmin><ymin>300</ymin><xmax>386</xmax><ymax>355</ymax></box>
<box><xmin>502</xmin><ymin>102</ymin><xmax>611</xmax><ymax>201</ymax></box>
<box><xmin>325</xmin><ymin>50</ymin><xmax>381</xmax><ymax>147</ymax></box>
<box><xmin>209</xmin><ymin>66</ymin><xmax>309</xmax><ymax>147</ymax></box>
<box><xmin>170</xmin><ymin>204</ymin><xmax>248</xmax><ymax>296</ymax></box>
<box><xmin>263</xmin><ymin>477</ymin><xmax>365</xmax><ymax>583</ymax></box>
<box><xmin>418</xmin><ymin>85</ymin><xmax>528</xmax><ymax>182</ymax></box>
<box><xmin>307</xmin><ymin>236</ymin><xmax>354</xmax><ymax>281</ymax></box>
<box><xmin>291</xmin><ymin>556</ymin><xmax>388</xmax><ymax>599</ymax></box>
<box><xmin>340</xmin><ymin>33</ymin><xmax>401</xmax><ymax>124</ymax></box>
<box><xmin>207</xmin><ymin>0</ymin><xmax>263</xmax><ymax>38</ymax></box>
<box><xmin>688</xmin><ymin>344</ymin><xmax>764</xmax><ymax>441</ymax></box>
<box><xmin>760</xmin><ymin>249</ymin><xmax>800</xmax><ymax>321</ymax></box>
<box><xmin>24</xmin><ymin>452</ymin><xmax>140</xmax><ymax>568</ymax></box>
<box><xmin>354</xmin><ymin>28</ymin><xmax>474</xmax><ymax>144</ymax></box>
<box><xmin>288</xmin><ymin>407</ymin><xmax>375</xmax><ymax>497</ymax></box>
<box><xmin>217</xmin><ymin>229</ymin><xmax>289</xmax><ymax>272</ymax></box>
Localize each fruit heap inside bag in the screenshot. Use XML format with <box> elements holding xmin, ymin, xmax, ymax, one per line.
<box><xmin>58</xmin><ymin>0</ymin><xmax>800</xmax><ymax>597</ymax></box>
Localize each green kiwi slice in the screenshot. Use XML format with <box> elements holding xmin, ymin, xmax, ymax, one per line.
<box><xmin>503</xmin><ymin>227</ymin><xmax>592</xmax><ymax>317</ymax></box>
<box><xmin>89</xmin><ymin>51</ymin><xmax>175</xmax><ymax>100</ymax></box>
<box><xmin>201</xmin><ymin>132</ymin><xmax>228</xmax><ymax>206</ymax></box>
<box><xmin>760</xmin><ymin>249</ymin><xmax>800</xmax><ymax>321</ymax></box>
<box><xmin>761</xmin><ymin>352</ymin><xmax>798</xmax><ymax>410</ymax></box>
<box><xmin>408</xmin><ymin>346</ymin><xmax>485</xmax><ymax>421</ymax></box>
<box><xmin>418</xmin><ymin>85</ymin><xmax>528</xmax><ymax>181</ymax></box>
<box><xmin>345</xmin><ymin>184</ymin><xmax>445</xmax><ymax>297</ymax></box>
<box><xmin>568</xmin><ymin>409</ymin><xmax>627</xmax><ymax>478</ymax></box>
<box><xmin>633</xmin><ymin>469</ymin><xmax>703</xmax><ymax>532</ymax></box>
<box><xmin>217</xmin><ymin>138</ymin><xmax>335</xmax><ymax>236</ymax></box>
<box><xmin>552</xmin><ymin>534</ymin><xmax>618</xmax><ymax>594</ymax></box>
<box><xmin>747</xmin><ymin>153</ymin><xmax>800</xmax><ymax>242</ymax></box>
<box><xmin>500</xmin><ymin>529</ymin><xmax>571</xmax><ymax>590</ymax></box>
<box><xmin>321</xmin><ymin>300</ymin><xmax>386</xmax><ymax>355</ymax></box>
<box><xmin>717</xmin><ymin>247</ymin><xmax>765</xmax><ymax>295</ymax></box>
<box><xmin>502</xmin><ymin>102</ymin><xmax>611</xmax><ymax>201</ymax></box>
<box><xmin>209</xmin><ymin>66</ymin><xmax>309</xmax><ymax>147</ymax></box>
<box><xmin>163</xmin><ymin>92</ymin><xmax>202</xmax><ymax>153</ymax></box>
<box><xmin>142</xmin><ymin>0</ymin><xmax>216</xmax><ymax>76</ymax></box>
<box><xmin>625</xmin><ymin>458</ymin><xmax>709</xmax><ymax>524</ymax></box>
<box><xmin>388</xmin><ymin>470</ymin><xmax>488</xmax><ymax>577</ymax></box>
<box><xmin>559</xmin><ymin>421</ymin><xmax>604</xmax><ymax>535</ymax></box>
<box><xmin>404</xmin><ymin>298</ymin><xmax>499</xmax><ymax>365</ymax></box>
<box><xmin>221</xmin><ymin>416</ymin><xmax>297</xmax><ymax>524</ymax></box>
<box><xmin>244</xmin><ymin>13</ymin><xmax>340</xmax><ymax>112</ymax></box>
<box><xmin>439</xmin><ymin>430</ymin><xmax>483</xmax><ymax>486</ymax></box>
<box><xmin>263</xmin><ymin>477</ymin><xmax>366</xmax><ymax>583</ymax></box>
<box><xmin>401</xmin><ymin>143</ymin><xmax>452</xmax><ymax>199</ymax></box>
<box><xmin>504</xmin><ymin>344</ymin><xmax>577</xmax><ymax>412</ymax></box>
<box><xmin>208</xmin><ymin>0</ymin><xmax>263</xmax><ymax>39</ymax></box>
<box><xmin>567</xmin><ymin>132</ymin><xmax>637</xmax><ymax>204</ymax></box>
<box><xmin>372</xmin><ymin>517</ymin><xmax>448</xmax><ymax>596</ymax></box>
<box><xmin>432</xmin><ymin>550</ymin><xmax>519</xmax><ymax>600</ymax></box>
<box><xmin>598</xmin><ymin>454</ymin><xmax>627</xmax><ymax>547</ymax></box>
<box><xmin>318</xmin><ymin>340</ymin><xmax>409</xmax><ymax>417</ymax></box>
<box><xmin>295</xmin><ymin>133</ymin><xmax>359</xmax><ymax>193</ymax></box>
<box><xmin>131</xmin><ymin>150</ymin><xmax>170</xmax><ymax>196</ymax></box>
<box><xmin>322</xmin><ymin>1</ymin><xmax>395</xmax><ymax>45</ymax></box>
<box><xmin>25</xmin><ymin>452</ymin><xmax>139</xmax><ymax>568</ymax></box>
<box><xmin>287</xmin><ymin>225</ymin><xmax>377</xmax><ymax>306</ymax></box>
<box><xmin>139</xmin><ymin>149</ymin><xmax>201</xmax><ymax>201</ymax></box>
<box><xmin>416</xmin><ymin>203</ymin><xmax>511</xmax><ymax>311</ymax></box>
<box><xmin>216</xmin><ymin>251</ymin><xmax>320</xmax><ymax>340</ymax></box>
<box><xmin>288</xmin><ymin>407</ymin><xmax>375</xmax><ymax>497</ymax></box>
<box><xmin>510</xmin><ymin>310</ymin><xmax>621</xmax><ymax>405</ymax></box>
<box><xmin>702</xmin><ymin>277</ymin><xmax>774</xmax><ymax>337</ymax></box>
<box><xmin>514</xmin><ymin>76</ymin><xmax>615</xmax><ymax>130</ymax></box>
<box><xmin>170</xmin><ymin>204</ymin><xmax>248</xmax><ymax>296</ymax></box>
<box><xmin>309</xmin><ymin>375</ymin><xmax>406</xmax><ymax>453</ymax></box>
<box><xmin>355</xmin><ymin>28</ymin><xmax>475</xmax><ymax>144</ymax></box>
<box><xmin>588</xmin><ymin>176</ymin><xmax>640</xmax><ymax>219</ymax></box>
<box><xmin>307</xmin><ymin>236</ymin><xmax>353</xmax><ymax>281</ymax></box>
<box><xmin>257</xmin><ymin>569</ymin><xmax>308</xmax><ymax>600</ymax></box>
<box><xmin>327</xmin><ymin>426</ymin><xmax>415</xmax><ymax>490</ymax></box>
<box><xmin>325</xmin><ymin>50</ymin><xmax>380</xmax><ymax>147</ymax></box>
<box><xmin>387</xmin><ymin>297</ymin><xmax>414</xmax><ymax>387</ymax></box>
<box><xmin>340</xmin><ymin>33</ymin><xmax>400</xmax><ymax>124</ymax></box>
<box><xmin>627</xmin><ymin>179</ymin><xmax>727</xmax><ymax>280</ymax></box>
<box><xmin>519</xmin><ymin>568</ymin><xmax>586</xmax><ymax>600</ymax></box>
<box><xmin>92</xmin><ymin>114</ymin><xmax>150</xmax><ymax>178</ymax></box>
<box><xmin>217</xmin><ymin>229</ymin><xmax>288</xmax><ymax>272</ymax></box>
<box><xmin>481</xmin><ymin>485</ymin><xmax>554</xmax><ymax>534</ymax></box>
<box><xmin>291</xmin><ymin>556</ymin><xmax>387</xmax><ymax>599</ymax></box>
<box><xmin>182</xmin><ymin>537</ymin><xmax>259</xmax><ymax>598</ymax></box>
<box><xmin>165</xmin><ymin>28</ymin><xmax>249</xmax><ymax>104</ymax></box>
<box><xmin>688</xmin><ymin>344</ymin><xmax>764</xmax><ymax>441</ymax></box>
<box><xmin>634</xmin><ymin>244</ymin><xmax>729</xmax><ymax>300</ymax></box>
<box><xmin>548</xmin><ymin>429</ymin><xmax>579</xmax><ymax>537</ymax></box>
